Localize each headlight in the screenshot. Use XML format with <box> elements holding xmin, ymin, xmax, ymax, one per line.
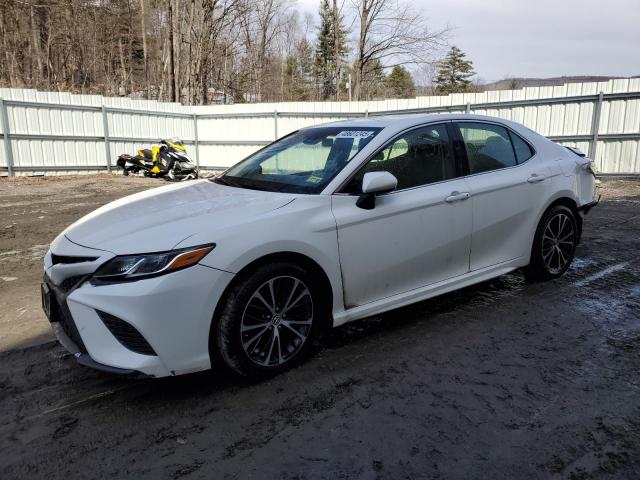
<box><xmin>91</xmin><ymin>244</ymin><xmax>215</xmax><ymax>284</ymax></box>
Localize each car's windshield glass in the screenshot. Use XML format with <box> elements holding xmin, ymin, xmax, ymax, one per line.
<box><xmin>217</xmin><ymin>126</ymin><xmax>383</xmax><ymax>193</ymax></box>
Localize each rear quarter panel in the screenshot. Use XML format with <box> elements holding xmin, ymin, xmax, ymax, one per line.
<box><xmin>507</xmin><ymin>127</ymin><xmax>583</xmax><ymax>261</ymax></box>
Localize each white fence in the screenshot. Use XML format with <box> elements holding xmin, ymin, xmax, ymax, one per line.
<box><xmin>1</xmin><ymin>77</ymin><xmax>640</xmax><ymax>176</ymax></box>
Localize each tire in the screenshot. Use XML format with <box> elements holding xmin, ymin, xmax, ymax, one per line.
<box><xmin>523</xmin><ymin>205</ymin><xmax>579</xmax><ymax>281</ymax></box>
<box><xmin>212</xmin><ymin>262</ymin><xmax>325</xmax><ymax>378</ymax></box>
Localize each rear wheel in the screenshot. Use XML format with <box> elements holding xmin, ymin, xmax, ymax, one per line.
<box><xmin>524</xmin><ymin>205</ymin><xmax>579</xmax><ymax>281</ymax></box>
<box><xmin>213</xmin><ymin>262</ymin><xmax>324</xmax><ymax>378</ymax></box>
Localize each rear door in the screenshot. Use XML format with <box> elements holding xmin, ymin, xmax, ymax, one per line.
<box><xmin>331</xmin><ymin>123</ymin><xmax>473</xmax><ymax>308</ymax></box>
<box><xmin>453</xmin><ymin>121</ymin><xmax>549</xmax><ymax>270</ymax></box>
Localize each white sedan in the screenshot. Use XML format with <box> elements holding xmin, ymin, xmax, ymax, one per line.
<box><xmin>42</xmin><ymin>114</ymin><xmax>598</xmax><ymax>378</ymax></box>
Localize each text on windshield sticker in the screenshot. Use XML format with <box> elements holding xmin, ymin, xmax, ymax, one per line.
<box><xmin>335</xmin><ymin>130</ymin><xmax>374</xmax><ymax>139</ymax></box>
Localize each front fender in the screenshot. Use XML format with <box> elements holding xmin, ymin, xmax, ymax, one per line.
<box><xmin>184</xmin><ymin>196</ymin><xmax>346</xmax><ymax>321</ymax></box>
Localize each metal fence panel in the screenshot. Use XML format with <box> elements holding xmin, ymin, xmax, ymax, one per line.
<box><xmin>11</xmin><ymin>138</ymin><xmax>104</xmax><ymax>170</ymax></box>
<box><xmin>2</xmin><ymin>78</ymin><xmax>640</xmax><ymax>176</ymax></box>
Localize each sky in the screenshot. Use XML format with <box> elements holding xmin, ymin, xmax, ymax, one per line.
<box><xmin>298</xmin><ymin>0</ymin><xmax>640</xmax><ymax>82</ymax></box>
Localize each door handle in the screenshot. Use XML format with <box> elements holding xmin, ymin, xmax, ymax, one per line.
<box><xmin>527</xmin><ymin>173</ymin><xmax>546</xmax><ymax>183</ymax></box>
<box><xmin>445</xmin><ymin>191</ymin><xmax>471</xmax><ymax>203</ymax></box>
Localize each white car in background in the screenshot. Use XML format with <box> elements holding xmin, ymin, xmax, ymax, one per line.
<box><xmin>42</xmin><ymin>114</ymin><xmax>598</xmax><ymax>378</ymax></box>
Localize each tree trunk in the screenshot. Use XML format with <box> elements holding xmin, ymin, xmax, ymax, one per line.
<box><xmin>127</xmin><ymin>0</ymin><xmax>135</xmax><ymax>94</ymax></box>
<box><xmin>185</xmin><ymin>0</ymin><xmax>196</xmax><ymax>104</ymax></box>
<box><xmin>168</xmin><ymin>0</ymin><xmax>177</xmax><ymax>102</ymax></box>
<box><xmin>30</xmin><ymin>6</ymin><xmax>43</xmax><ymax>86</ymax></box>
<box><xmin>353</xmin><ymin>1</ymin><xmax>369</xmax><ymax>101</ymax></box>
<box><xmin>332</xmin><ymin>0</ymin><xmax>340</xmax><ymax>101</ymax></box>
<box><xmin>118</xmin><ymin>38</ymin><xmax>127</xmax><ymax>94</ymax></box>
<box><xmin>140</xmin><ymin>0</ymin><xmax>149</xmax><ymax>99</ymax></box>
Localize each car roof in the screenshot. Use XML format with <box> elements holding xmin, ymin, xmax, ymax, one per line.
<box><xmin>309</xmin><ymin>113</ymin><xmax>528</xmax><ymax>133</ymax></box>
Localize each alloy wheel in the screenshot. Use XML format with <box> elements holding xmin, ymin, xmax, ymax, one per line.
<box><xmin>240</xmin><ymin>276</ymin><xmax>313</xmax><ymax>367</ymax></box>
<box><xmin>541</xmin><ymin>212</ymin><xmax>575</xmax><ymax>274</ymax></box>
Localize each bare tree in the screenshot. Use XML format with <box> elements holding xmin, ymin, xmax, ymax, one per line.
<box><xmin>250</xmin><ymin>0</ymin><xmax>292</xmax><ymax>101</ymax></box>
<box><xmin>0</xmin><ymin>0</ymin><xmax>447</xmax><ymax>104</ymax></box>
<box><xmin>350</xmin><ymin>0</ymin><xmax>448</xmax><ymax>100</ymax></box>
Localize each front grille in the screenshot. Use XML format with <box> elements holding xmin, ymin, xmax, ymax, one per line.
<box><xmin>52</xmin><ymin>295</ymin><xmax>88</xmax><ymax>354</ymax></box>
<box><xmin>96</xmin><ymin>311</ymin><xmax>157</xmax><ymax>356</ymax></box>
<box><xmin>59</xmin><ymin>275</ymin><xmax>87</xmax><ymax>293</ymax></box>
<box><xmin>44</xmin><ymin>273</ymin><xmax>88</xmax><ymax>354</ymax></box>
<box><xmin>51</xmin><ymin>254</ymin><xmax>98</xmax><ymax>265</ymax></box>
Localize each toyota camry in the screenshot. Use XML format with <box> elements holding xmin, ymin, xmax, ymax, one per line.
<box><xmin>42</xmin><ymin>114</ymin><xmax>598</xmax><ymax>378</ymax></box>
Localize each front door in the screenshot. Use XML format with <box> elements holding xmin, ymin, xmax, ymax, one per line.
<box><xmin>331</xmin><ymin>123</ymin><xmax>473</xmax><ymax>308</ymax></box>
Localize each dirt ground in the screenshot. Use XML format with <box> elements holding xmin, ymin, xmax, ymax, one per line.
<box><xmin>0</xmin><ymin>175</ymin><xmax>163</xmax><ymax>352</ymax></box>
<box><xmin>1</xmin><ymin>175</ymin><xmax>639</xmax><ymax>479</ymax></box>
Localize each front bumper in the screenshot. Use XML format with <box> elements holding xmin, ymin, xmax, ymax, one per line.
<box><xmin>43</xmin><ymin>277</ymin><xmax>142</xmax><ymax>375</ymax></box>
<box><xmin>44</xmin><ymin>236</ymin><xmax>234</xmax><ymax>377</ymax></box>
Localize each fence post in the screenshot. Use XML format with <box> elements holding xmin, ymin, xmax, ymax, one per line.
<box><xmin>101</xmin><ymin>105</ymin><xmax>112</xmax><ymax>173</ymax></box>
<box><xmin>465</xmin><ymin>102</ymin><xmax>471</xmax><ymax>114</ymax></box>
<box><xmin>365</xmin><ymin>109</ymin><xmax>369</xmax><ymax>118</ymax></box>
<box><xmin>588</xmin><ymin>91</ymin><xmax>604</xmax><ymax>160</ymax></box>
<box><xmin>274</xmin><ymin>110</ymin><xmax>278</xmax><ymax>140</ymax></box>
<box><xmin>193</xmin><ymin>113</ymin><xmax>200</xmax><ymax>168</ymax></box>
<box><xmin>0</xmin><ymin>98</ymin><xmax>15</xmax><ymax>177</ymax></box>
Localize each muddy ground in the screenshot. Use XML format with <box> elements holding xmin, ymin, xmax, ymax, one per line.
<box><xmin>0</xmin><ymin>175</ymin><xmax>162</xmax><ymax>352</ymax></box>
<box><xmin>1</xmin><ymin>175</ymin><xmax>639</xmax><ymax>479</ymax></box>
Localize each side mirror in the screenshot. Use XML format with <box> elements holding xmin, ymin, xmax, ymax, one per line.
<box><xmin>356</xmin><ymin>171</ymin><xmax>398</xmax><ymax>210</ymax></box>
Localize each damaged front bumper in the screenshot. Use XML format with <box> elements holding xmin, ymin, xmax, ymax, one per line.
<box><xmin>42</xmin><ymin>274</ymin><xmax>140</xmax><ymax>376</ymax></box>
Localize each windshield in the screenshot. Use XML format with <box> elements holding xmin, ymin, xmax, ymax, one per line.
<box><xmin>217</xmin><ymin>126</ymin><xmax>383</xmax><ymax>193</ymax></box>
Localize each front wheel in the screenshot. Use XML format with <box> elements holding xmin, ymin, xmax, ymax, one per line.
<box><xmin>213</xmin><ymin>262</ymin><xmax>324</xmax><ymax>378</ymax></box>
<box><xmin>524</xmin><ymin>205</ymin><xmax>579</xmax><ymax>281</ymax></box>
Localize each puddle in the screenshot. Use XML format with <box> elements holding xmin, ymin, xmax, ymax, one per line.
<box><xmin>570</xmin><ymin>257</ymin><xmax>599</xmax><ymax>272</ymax></box>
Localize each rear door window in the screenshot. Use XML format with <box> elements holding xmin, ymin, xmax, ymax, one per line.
<box><xmin>456</xmin><ymin>122</ymin><xmax>517</xmax><ymax>174</ymax></box>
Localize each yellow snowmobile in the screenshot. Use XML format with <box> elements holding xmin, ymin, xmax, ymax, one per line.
<box><xmin>116</xmin><ymin>138</ymin><xmax>198</xmax><ymax>181</ymax></box>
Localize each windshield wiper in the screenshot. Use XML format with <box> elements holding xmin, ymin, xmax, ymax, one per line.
<box><xmin>214</xmin><ymin>175</ymin><xmax>299</xmax><ymax>193</ymax></box>
<box><xmin>214</xmin><ymin>176</ymin><xmax>240</xmax><ymax>188</ymax></box>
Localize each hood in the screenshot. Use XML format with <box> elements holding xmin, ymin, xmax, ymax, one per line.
<box><xmin>63</xmin><ymin>180</ymin><xmax>296</xmax><ymax>254</ymax></box>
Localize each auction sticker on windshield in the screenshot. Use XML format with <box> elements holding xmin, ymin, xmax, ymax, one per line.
<box><xmin>336</xmin><ymin>130</ymin><xmax>374</xmax><ymax>139</ymax></box>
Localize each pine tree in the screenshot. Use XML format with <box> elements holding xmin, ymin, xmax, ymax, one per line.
<box><xmin>358</xmin><ymin>58</ymin><xmax>386</xmax><ymax>100</ymax></box>
<box><xmin>433</xmin><ymin>46</ymin><xmax>476</xmax><ymax>95</ymax></box>
<box><xmin>285</xmin><ymin>39</ymin><xmax>315</xmax><ymax>100</ymax></box>
<box><xmin>385</xmin><ymin>66</ymin><xmax>416</xmax><ymax>98</ymax></box>
<box><xmin>314</xmin><ymin>0</ymin><xmax>348</xmax><ymax>100</ymax></box>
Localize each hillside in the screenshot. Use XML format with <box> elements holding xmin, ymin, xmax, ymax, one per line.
<box><xmin>480</xmin><ymin>75</ymin><xmax>640</xmax><ymax>90</ymax></box>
